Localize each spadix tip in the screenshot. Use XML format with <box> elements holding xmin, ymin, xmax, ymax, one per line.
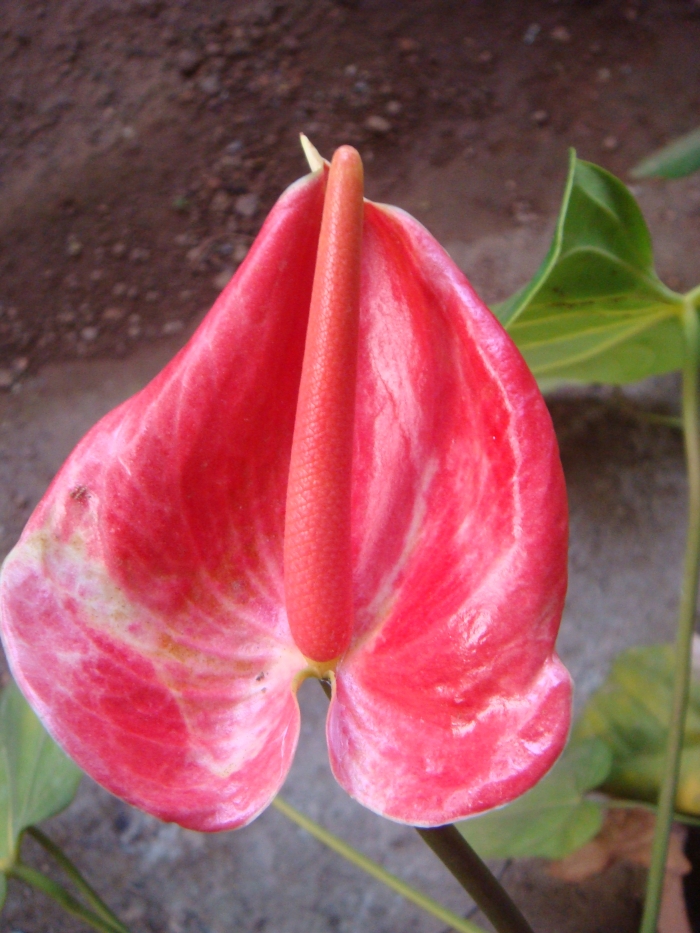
<box><xmin>300</xmin><ymin>134</ymin><xmax>326</xmax><ymax>173</ymax></box>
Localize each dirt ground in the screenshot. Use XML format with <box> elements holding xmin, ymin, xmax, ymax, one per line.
<box><xmin>1</xmin><ymin>0</ymin><xmax>699</xmax><ymax>381</ymax></box>
<box><xmin>2</xmin><ymin>1</ymin><xmax>700</xmax><ymax>932</ymax></box>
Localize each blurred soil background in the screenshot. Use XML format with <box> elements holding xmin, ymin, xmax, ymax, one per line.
<box><xmin>1</xmin><ymin>1</ymin><xmax>700</xmax><ymax>932</ymax></box>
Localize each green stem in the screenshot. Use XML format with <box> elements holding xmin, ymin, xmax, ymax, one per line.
<box><xmin>417</xmin><ymin>827</ymin><xmax>534</xmax><ymax>933</ymax></box>
<box><xmin>685</xmin><ymin>283</ymin><xmax>700</xmax><ymax>308</ymax></box>
<box><xmin>25</xmin><ymin>827</ymin><xmax>130</xmax><ymax>933</ymax></box>
<box><xmin>272</xmin><ymin>797</ymin><xmax>488</xmax><ymax>933</ymax></box>
<box><xmin>633</xmin><ymin>412</ymin><xmax>684</xmax><ymax>430</ymax></box>
<box><xmin>8</xmin><ymin>862</ymin><xmax>126</xmax><ymax>933</ymax></box>
<box><xmin>641</xmin><ymin>299</ymin><xmax>700</xmax><ymax>933</ymax></box>
<box><xmin>608</xmin><ymin>390</ymin><xmax>682</xmax><ymax>430</ymax></box>
<box><xmin>600</xmin><ymin>797</ymin><xmax>700</xmax><ymax>828</ymax></box>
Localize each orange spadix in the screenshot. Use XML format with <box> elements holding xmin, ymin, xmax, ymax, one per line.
<box><xmin>284</xmin><ymin>146</ymin><xmax>364</xmax><ymax>663</ymax></box>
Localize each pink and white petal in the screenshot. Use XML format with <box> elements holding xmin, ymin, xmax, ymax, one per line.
<box><xmin>0</xmin><ymin>170</ymin><xmax>325</xmax><ymax>830</ymax></box>
<box><xmin>328</xmin><ymin>201</ymin><xmax>570</xmax><ymax>826</ymax></box>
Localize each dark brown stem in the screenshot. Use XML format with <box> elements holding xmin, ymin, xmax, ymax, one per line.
<box><xmin>417</xmin><ymin>825</ymin><xmax>535</xmax><ymax>933</ymax></box>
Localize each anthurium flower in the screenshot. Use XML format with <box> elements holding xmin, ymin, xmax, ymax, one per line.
<box><xmin>0</xmin><ymin>143</ymin><xmax>570</xmax><ymax>832</ymax></box>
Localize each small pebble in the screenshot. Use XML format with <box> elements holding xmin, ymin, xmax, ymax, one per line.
<box><xmin>385</xmin><ymin>100</ymin><xmax>402</xmax><ymax>116</ymax></box>
<box><xmin>210</xmin><ymin>190</ymin><xmax>231</xmax><ymax>213</ymax></box>
<box><xmin>12</xmin><ymin>357</ymin><xmax>28</xmax><ymax>373</ymax></box>
<box><xmin>66</xmin><ymin>235</ymin><xmax>82</xmax><ymax>257</ymax></box>
<box><xmin>603</xmin><ymin>135</ymin><xmax>618</xmax><ymax>150</ymax></box>
<box><xmin>81</xmin><ymin>326</ymin><xmax>99</xmax><ymax>342</ymax></box>
<box><xmin>0</xmin><ymin>370</ymin><xmax>14</xmax><ymax>389</ymax></box>
<box><xmin>513</xmin><ymin>200</ymin><xmax>538</xmax><ymax>224</ymax></box>
<box><xmin>112</xmin><ymin>282</ymin><xmax>127</xmax><ymax>296</ymax></box>
<box><xmin>145</xmin><ymin>290</ymin><xmax>160</xmax><ymax>302</ymax></box>
<box><xmin>112</xmin><ymin>242</ymin><xmax>126</xmax><ymax>258</ymax></box>
<box><xmin>162</xmin><ymin>320</ymin><xmax>184</xmax><ymax>335</ymax></box>
<box><xmin>531</xmin><ymin>109</ymin><xmax>549</xmax><ymax>125</ymax></box>
<box><xmin>90</xmin><ymin>269</ymin><xmax>104</xmax><ymax>282</ymax></box>
<box><xmin>235</xmin><ymin>193</ymin><xmax>259</xmax><ymax>218</ymax></box>
<box><xmin>597</xmin><ymin>67</ymin><xmax>611</xmax><ymax>82</ymax></box>
<box><xmin>550</xmin><ymin>25</ymin><xmax>571</xmax><ymax>42</ymax></box>
<box><xmin>213</xmin><ymin>269</ymin><xmax>234</xmax><ymax>290</ymax></box>
<box><xmin>199</xmin><ymin>74</ymin><xmax>221</xmax><ymax>96</ymax></box>
<box><xmin>103</xmin><ymin>307</ymin><xmax>125</xmax><ymax>321</ymax></box>
<box><xmin>365</xmin><ymin>115</ymin><xmax>391</xmax><ymax>134</ymax></box>
<box><xmin>177</xmin><ymin>49</ymin><xmax>204</xmax><ymax>78</ymax></box>
<box><xmin>129</xmin><ymin>247</ymin><xmax>150</xmax><ymax>263</ymax></box>
<box><xmin>523</xmin><ymin>23</ymin><xmax>541</xmax><ymax>44</ymax></box>
<box><xmin>233</xmin><ymin>243</ymin><xmax>249</xmax><ymax>263</ymax></box>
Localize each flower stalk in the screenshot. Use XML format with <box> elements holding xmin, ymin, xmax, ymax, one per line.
<box><xmin>417</xmin><ymin>826</ymin><xmax>534</xmax><ymax>933</ymax></box>
<box><xmin>273</xmin><ymin>797</ymin><xmax>490</xmax><ymax>933</ymax></box>
<box><xmin>641</xmin><ymin>299</ymin><xmax>700</xmax><ymax>933</ymax></box>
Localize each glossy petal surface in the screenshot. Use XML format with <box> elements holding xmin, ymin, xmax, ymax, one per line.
<box><xmin>1</xmin><ymin>161</ymin><xmax>570</xmax><ymax>832</ymax></box>
<box><xmin>327</xmin><ymin>202</ymin><xmax>570</xmax><ymax>826</ymax></box>
<box><xmin>0</xmin><ymin>171</ymin><xmax>326</xmax><ymax>830</ymax></box>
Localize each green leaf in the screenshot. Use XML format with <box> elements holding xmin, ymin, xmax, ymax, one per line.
<box><xmin>498</xmin><ymin>150</ymin><xmax>684</xmax><ymax>384</ymax></box>
<box><xmin>631</xmin><ymin>128</ymin><xmax>700</xmax><ymax>180</ymax></box>
<box><xmin>0</xmin><ymin>680</ymin><xmax>82</xmax><ymax>872</ymax></box>
<box><xmin>574</xmin><ymin>644</ymin><xmax>700</xmax><ymax>816</ymax></box>
<box><xmin>0</xmin><ymin>873</ymin><xmax>6</xmax><ymax>910</ymax></box>
<box><xmin>455</xmin><ymin>738</ymin><xmax>612</xmax><ymax>860</ymax></box>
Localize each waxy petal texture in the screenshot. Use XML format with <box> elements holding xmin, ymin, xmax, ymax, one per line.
<box><xmin>1</xmin><ymin>155</ymin><xmax>570</xmax><ymax>832</ymax></box>
<box><xmin>0</xmin><ymin>170</ymin><xmax>326</xmax><ymax>830</ymax></box>
<box><xmin>328</xmin><ymin>202</ymin><xmax>570</xmax><ymax>824</ymax></box>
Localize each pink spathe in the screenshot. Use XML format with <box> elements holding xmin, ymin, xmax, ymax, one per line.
<box><xmin>0</xmin><ymin>154</ymin><xmax>570</xmax><ymax>831</ymax></box>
